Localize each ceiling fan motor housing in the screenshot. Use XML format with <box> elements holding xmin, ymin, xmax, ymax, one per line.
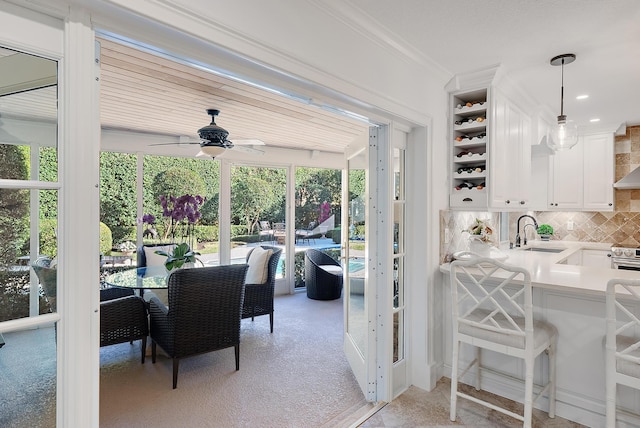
<box><xmin>198</xmin><ymin>109</ymin><xmax>233</xmax><ymax>148</ymax></box>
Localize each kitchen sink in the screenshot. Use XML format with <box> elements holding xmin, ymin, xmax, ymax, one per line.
<box><xmin>522</xmin><ymin>247</ymin><xmax>565</xmax><ymax>253</ymax></box>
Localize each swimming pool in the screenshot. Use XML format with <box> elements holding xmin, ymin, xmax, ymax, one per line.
<box><xmin>275</xmin><ymin>256</ymin><xmax>364</xmax><ymax>276</ymax></box>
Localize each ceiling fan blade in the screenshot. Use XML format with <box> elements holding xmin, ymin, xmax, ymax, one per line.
<box><xmin>233</xmin><ymin>139</ymin><xmax>265</xmax><ymax>146</ymax></box>
<box><xmin>233</xmin><ymin>145</ymin><xmax>265</xmax><ymax>155</ymax></box>
<box><xmin>149</xmin><ymin>135</ymin><xmax>203</xmax><ymax>147</ymax></box>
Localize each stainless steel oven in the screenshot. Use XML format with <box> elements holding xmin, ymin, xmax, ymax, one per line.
<box><xmin>611</xmin><ymin>247</ymin><xmax>640</xmax><ymax>271</ymax></box>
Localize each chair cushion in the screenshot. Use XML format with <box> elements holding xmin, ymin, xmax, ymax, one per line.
<box><xmin>246</xmin><ymin>247</ymin><xmax>273</xmax><ymax>284</ymax></box>
<box><xmin>459</xmin><ymin>309</ymin><xmax>557</xmax><ymax>349</ymax></box>
<box><xmin>319</xmin><ymin>265</ymin><xmax>343</xmax><ymax>275</ymax></box>
<box><xmin>616</xmin><ymin>335</ymin><xmax>640</xmax><ymax>379</ymax></box>
<box><xmin>144</xmin><ymin>244</ymin><xmax>175</xmax><ymax>267</ymax></box>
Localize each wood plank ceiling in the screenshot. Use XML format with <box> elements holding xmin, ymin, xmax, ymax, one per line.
<box><xmin>98</xmin><ymin>38</ymin><xmax>368</xmax><ymax>155</ymax></box>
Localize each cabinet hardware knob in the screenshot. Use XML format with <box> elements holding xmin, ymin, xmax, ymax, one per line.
<box><xmin>609</xmin><ymin>203</ymin><xmax>613</xmax><ymax>206</ymax></box>
<box><xmin>505</xmin><ymin>200</ymin><xmax>510</xmax><ymax>204</ymax></box>
<box><xmin>520</xmin><ymin>201</ymin><xmax>525</xmax><ymax>204</ymax></box>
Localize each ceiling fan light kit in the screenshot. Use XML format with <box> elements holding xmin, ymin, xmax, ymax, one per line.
<box><xmin>197</xmin><ymin>109</ymin><xmax>234</xmax><ymax>158</ymax></box>
<box><xmin>548</xmin><ymin>53</ymin><xmax>578</xmax><ymax>151</ymax></box>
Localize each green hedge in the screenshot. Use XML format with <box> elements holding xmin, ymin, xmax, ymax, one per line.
<box><xmin>0</xmin><ymin>271</ymin><xmax>51</xmax><ymax>321</ymax></box>
<box><xmin>231</xmin><ymin>234</ymin><xmax>261</xmax><ymax>244</ymax></box>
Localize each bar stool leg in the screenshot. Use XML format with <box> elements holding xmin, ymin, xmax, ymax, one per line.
<box><xmin>475</xmin><ymin>347</ymin><xmax>481</xmax><ymax>390</ymax></box>
<box><xmin>450</xmin><ymin>339</ymin><xmax>460</xmax><ymax>422</ymax></box>
<box><xmin>548</xmin><ymin>342</ymin><xmax>556</xmax><ymax>418</ymax></box>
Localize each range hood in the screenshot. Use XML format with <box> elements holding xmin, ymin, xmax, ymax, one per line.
<box><xmin>614</xmin><ymin>166</ymin><xmax>640</xmax><ymax>189</ymax></box>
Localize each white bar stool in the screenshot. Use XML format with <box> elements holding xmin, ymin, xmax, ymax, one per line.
<box><xmin>449</xmin><ymin>257</ymin><xmax>557</xmax><ymax>427</ymax></box>
<box><xmin>606</xmin><ymin>278</ymin><xmax>640</xmax><ymax>427</ymax></box>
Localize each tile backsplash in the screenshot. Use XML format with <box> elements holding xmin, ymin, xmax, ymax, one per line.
<box><xmin>440</xmin><ymin>126</ymin><xmax>640</xmax><ymax>262</ymax></box>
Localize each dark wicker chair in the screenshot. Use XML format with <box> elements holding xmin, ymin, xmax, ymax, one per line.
<box><xmin>305</xmin><ymin>249</ymin><xmax>343</xmax><ymax>300</ymax></box>
<box><xmin>148</xmin><ymin>264</ymin><xmax>249</xmax><ymax>389</ymax></box>
<box><xmin>99</xmin><ymin>287</ymin><xmax>149</xmax><ymax>363</ymax></box>
<box><xmin>243</xmin><ymin>246</ymin><xmax>282</xmax><ymax>333</ymax></box>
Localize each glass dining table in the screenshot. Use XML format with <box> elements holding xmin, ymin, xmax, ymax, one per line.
<box><xmin>104</xmin><ymin>265</ymin><xmax>169</xmax><ymax>295</ymax></box>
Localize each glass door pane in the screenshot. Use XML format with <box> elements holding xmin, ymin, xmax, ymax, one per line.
<box><xmin>392</xmin><ymin>147</ymin><xmax>405</xmax><ymax>363</ymax></box>
<box><xmin>346</xmin><ymin>152</ymin><xmax>367</xmax><ymax>353</ymax></box>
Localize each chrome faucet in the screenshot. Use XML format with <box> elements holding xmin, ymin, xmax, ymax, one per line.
<box><xmin>522</xmin><ymin>223</ymin><xmax>537</xmax><ymax>247</ymax></box>
<box><xmin>515</xmin><ymin>214</ymin><xmax>538</xmax><ymax>247</ymax></box>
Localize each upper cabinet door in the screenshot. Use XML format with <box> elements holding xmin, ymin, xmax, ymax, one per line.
<box><xmin>583</xmin><ymin>133</ymin><xmax>614</xmax><ymax>211</ymax></box>
<box><xmin>488</xmin><ymin>90</ymin><xmax>531</xmax><ymax>210</ymax></box>
<box><xmin>548</xmin><ymin>137</ymin><xmax>584</xmax><ymax>209</ymax></box>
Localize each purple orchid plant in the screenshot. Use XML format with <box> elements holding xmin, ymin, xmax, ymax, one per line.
<box><xmin>159</xmin><ymin>194</ymin><xmax>205</xmax><ymax>246</ymax></box>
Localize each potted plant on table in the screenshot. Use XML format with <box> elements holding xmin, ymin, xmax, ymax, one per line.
<box><xmin>155</xmin><ymin>243</ymin><xmax>202</xmax><ymax>271</ymax></box>
<box><xmin>464</xmin><ymin>218</ymin><xmax>495</xmax><ymax>256</ymax></box>
<box><xmin>536</xmin><ymin>224</ymin><xmax>554</xmax><ymax>241</ymax></box>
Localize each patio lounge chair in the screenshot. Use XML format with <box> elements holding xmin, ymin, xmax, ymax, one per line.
<box><xmin>149</xmin><ymin>264</ymin><xmax>248</xmax><ymax>389</ymax></box>
<box><xmin>243</xmin><ymin>245</ymin><xmax>282</xmax><ymax>333</ymax></box>
<box><xmin>295</xmin><ymin>221</ymin><xmax>317</xmax><ymax>244</ymax></box>
<box><xmin>304</xmin><ymin>249</ymin><xmax>343</xmax><ymax>300</ymax></box>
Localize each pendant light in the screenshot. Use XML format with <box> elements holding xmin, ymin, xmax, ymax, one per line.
<box><xmin>548</xmin><ymin>53</ymin><xmax>578</xmax><ymax>151</ymax></box>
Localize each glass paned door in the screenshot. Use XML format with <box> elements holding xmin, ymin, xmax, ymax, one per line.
<box><xmin>0</xmin><ymin>45</ymin><xmax>59</xmax><ymax>425</ymax></box>
<box><xmin>343</xmin><ymin>128</ymin><xmax>377</xmax><ymax>401</ymax></box>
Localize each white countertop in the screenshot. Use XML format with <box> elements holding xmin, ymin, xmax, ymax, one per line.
<box><xmin>441</xmin><ymin>241</ymin><xmax>640</xmax><ymax>297</ymax></box>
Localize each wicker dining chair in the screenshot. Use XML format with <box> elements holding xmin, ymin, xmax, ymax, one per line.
<box><xmin>243</xmin><ymin>245</ymin><xmax>282</xmax><ymax>333</ymax></box>
<box><xmin>149</xmin><ymin>264</ymin><xmax>248</xmax><ymax>389</ymax></box>
<box><xmin>100</xmin><ymin>287</ymin><xmax>149</xmax><ymax>363</ymax></box>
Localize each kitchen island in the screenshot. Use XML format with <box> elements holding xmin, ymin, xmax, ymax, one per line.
<box><xmin>439</xmin><ymin>241</ymin><xmax>640</xmax><ymax>427</ymax></box>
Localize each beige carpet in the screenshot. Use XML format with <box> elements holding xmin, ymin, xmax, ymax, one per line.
<box><xmin>100</xmin><ymin>291</ymin><xmax>372</xmax><ymax>427</ymax></box>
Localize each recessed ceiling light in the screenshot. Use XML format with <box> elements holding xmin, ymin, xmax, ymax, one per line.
<box><xmin>590</xmin><ymin>118</ymin><xmax>600</xmax><ymax>122</ymax></box>
<box><xmin>576</xmin><ymin>94</ymin><xmax>589</xmax><ymax>100</ymax></box>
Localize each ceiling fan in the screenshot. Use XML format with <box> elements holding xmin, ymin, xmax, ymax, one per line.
<box><xmin>152</xmin><ymin>109</ymin><xmax>265</xmax><ymax>158</ymax></box>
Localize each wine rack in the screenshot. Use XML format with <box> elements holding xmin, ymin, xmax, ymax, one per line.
<box><xmin>450</xmin><ymin>88</ymin><xmax>488</xmax><ymax>208</ymax></box>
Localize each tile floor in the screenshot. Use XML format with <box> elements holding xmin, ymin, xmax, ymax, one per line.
<box><xmin>360</xmin><ymin>378</ymin><xmax>586</xmax><ymax>427</ymax></box>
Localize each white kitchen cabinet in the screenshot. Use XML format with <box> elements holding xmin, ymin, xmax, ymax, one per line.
<box><xmin>489</xmin><ymin>89</ymin><xmax>531</xmax><ymax>209</ymax></box>
<box><xmin>546</xmin><ymin>132</ymin><xmax>614</xmax><ymax>211</ymax></box>
<box><xmin>548</xmin><ymin>137</ymin><xmax>584</xmax><ymax>209</ymax></box>
<box><xmin>583</xmin><ymin>133</ymin><xmax>614</xmax><ymax>210</ymax></box>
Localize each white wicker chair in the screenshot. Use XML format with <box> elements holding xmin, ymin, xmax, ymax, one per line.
<box><xmin>605</xmin><ymin>278</ymin><xmax>640</xmax><ymax>427</ymax></box>
<box><xmin>449</xmin><ymin>257</ymin><xmax>557</xmax><ymax>427</ymax></box>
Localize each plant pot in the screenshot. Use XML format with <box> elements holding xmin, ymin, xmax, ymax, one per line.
<box><xmin>469</xmin><ymin>238</ymin><xmax>492</xmax><ymax>257</ymax></box>
<box><xmin>539</xmin><ymin>235</ymin><xmax>551</xmax><ymax>241</ymax></box>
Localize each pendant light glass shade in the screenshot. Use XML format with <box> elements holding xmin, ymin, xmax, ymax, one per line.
<box><xmin>548</xmin><ymin>116</ymin><xmax>578</xmax><ymax>151</ymax></box>
<box><xmin>548</xmin><ymin>54</ymin><xmax>578</xmax><ymax>151</ymax></box>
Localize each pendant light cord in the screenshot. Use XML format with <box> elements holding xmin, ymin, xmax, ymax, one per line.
<box><xmin>560</xmin><ymin>58</ymin><xmax>565</xmax><ymax>117</ymax></box>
